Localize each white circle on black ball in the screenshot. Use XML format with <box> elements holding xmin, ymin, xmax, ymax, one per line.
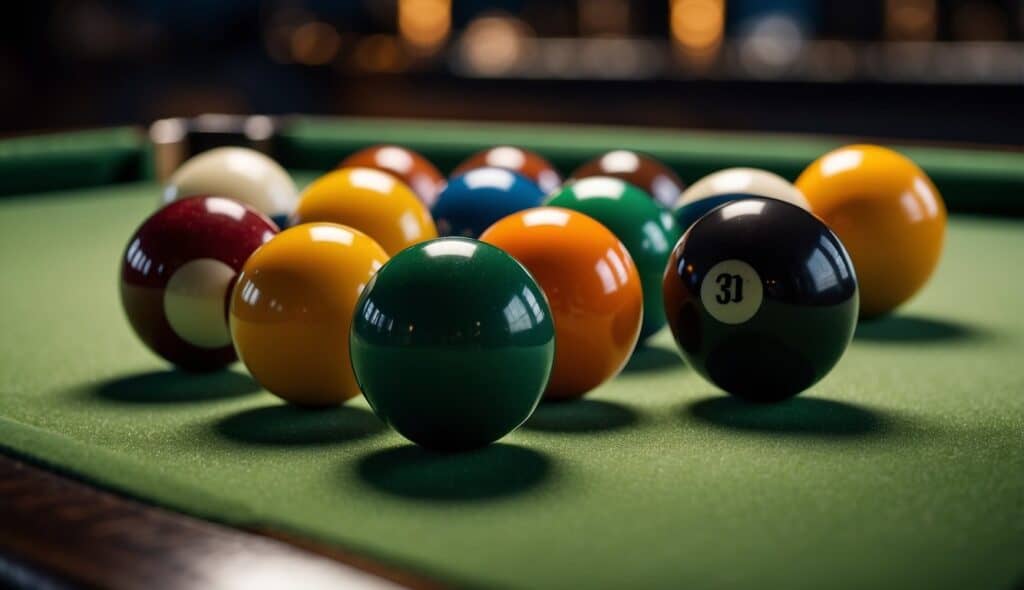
<box><xmin>700</xmin><ymin>259</ymin><xmax>764</xmax><ymax>324</ymax></box>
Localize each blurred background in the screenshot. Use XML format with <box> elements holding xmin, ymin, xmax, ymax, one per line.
<box><xmin>2</xmin><ymin>0</ymin><xmax>1022</xmax><ymax>144</ymax></box>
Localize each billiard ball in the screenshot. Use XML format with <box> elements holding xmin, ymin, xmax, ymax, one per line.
<box><xmin>163</xmin><ymin>147</ymin><xmax>298</xmax><ymax>228</ymax></box>
<box><xmin>481</xmin><ymin>207</ymin><xmax>643</xmax><ymax>399</ymax></box>
<box><xmin>120</xmin><ymin>196</ymin><xmax>278</xmax><ymax>372</ymax></box>
<box><xmin>338</xmin><ymin>145</ymin><xmax>445</xmax><ymax>208</ymax></box>
<box><xmin>432</xmin><ymin>167</ymin><xmax>546</xmax><ymax>238</ymax></box>
<box><xmin>662</xmin><ymin>198</ymin><xmax>858</xmax><ymax>402</ymax></box>
<box><xmin>546</xmin><ymin>177</ymin><xmax>681</xmax><ymax>340</ymax></box>
<box><xmin>229</xmin><ymin>223</ymin><xmax>389</xmax><ymax>406</ymax></box>
<box><xmin>569</xmin><ymin>150</ymin><xmax>684</xmax><ymax>209</ymax></box>
<box><xmin>290</xmin><ymin>167</ymin><xmax>437</xmax><ymax>256</ymax></box>
<box><xmin>796</xmin><ymin>145</ymin><xmax>946</xmax><ymax>318</ymax></box>
<box><xmin>351</xmin><ymin>237</ymin><xmax>555</xmax><ymax>450</ymax></box>
<box><xmin>673</xmin><ymin>167</ymin><xmax>809</xmax><ymax>231</ymax></box>
<box><xmin>451</xmin><ymin>146</ymin><xmax>562</xmax><ymax>193</ymax></box>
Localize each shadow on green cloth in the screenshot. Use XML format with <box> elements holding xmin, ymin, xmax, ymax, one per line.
<box><xmin>215</xmin><ymin>404</ymin><xmax>385</xmax><ymax>446</ymax></box>
<box><xmin>522</xmin><ymin>399</ymin><xmax>639</xmax><ymax>433</ymax></box>
<box><xmin>854</xmin><ymin>314</ymin><xmax>988</xmax><ymax>343</ymax></box>
<box><xmin>356</xmin><ymin>443</ymin><xmax>552</xmax><ymax>501</ymax></box>
<box><xmin>686</xmin><ymin>396</ymin><xmax>890</xmax><ymax>437</ymax></box>
<box><xmin>623</xmin><ymin>344</ymin><xmax>683</xmax><ymax>373</ymax></box>
<box><xmin>87</xmin><ymin>369</ymin><xmax>260</xmax><ymax>403</ymax></box>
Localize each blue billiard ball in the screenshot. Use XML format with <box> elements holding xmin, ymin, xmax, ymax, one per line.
<box><xmin>432</xmin><ymin>167</ymin><xmax>547</xmax><ymax>238</ymax></box>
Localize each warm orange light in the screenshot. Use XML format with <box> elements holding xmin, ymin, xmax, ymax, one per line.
<box><xmin>399</xmin><ymin>0</ymin><xmax>452</xmax><ymax>51</ymax></box>
<box><xmin>885</xmin><ymin>0</ymin><xmax>937</xmax><ymax>41</ymax></box>
<box><xmin>290</xmin><ymin>22</ymin><xmax>341</xmax><ymax>66</ymax></box>
<box><xmin>352</xmin><ymin>35</ymin><xmax>407</xmax><ymax>73</ymax></box>
<box><xmin>670</xmin><ymin>0</ymin><xmax>725</xmax><ymax>54</ymax></box>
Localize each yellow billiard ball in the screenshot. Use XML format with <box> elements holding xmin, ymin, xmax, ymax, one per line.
<box><xmin>291</xmin><ymin>167</ymin><xmax>437</xmax><ymax>256</ymax></box>
<box><xmin>796</xmin><ymin>145</ymin><xmax>946</xmax><ymax>318</ymax></box>
<box><xmin>229</xmin><ymin>223</ymin><xmax>389</xmax><ymax>406</ymax></box>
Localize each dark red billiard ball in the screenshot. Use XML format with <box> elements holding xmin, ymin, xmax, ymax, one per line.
<box><xmin>120</xmin><ymin>196</ymin><xmax>278</xmax><ymax>371</ymax></box>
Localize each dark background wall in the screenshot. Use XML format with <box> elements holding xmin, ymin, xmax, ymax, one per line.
<box><xmin>2</xmin><ymin>0</ymin><xmax>1022</xmax><ymax>145</ymax></box>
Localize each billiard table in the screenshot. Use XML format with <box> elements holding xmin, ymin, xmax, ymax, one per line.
<box><xmin>1</xmin><ymin>117</ymin><xmax>1022</xmax><ymax>590</ymax></box>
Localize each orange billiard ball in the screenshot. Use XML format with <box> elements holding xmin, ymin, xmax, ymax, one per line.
<box><xmin>796</xmin><ymin>145</ymin><xmax>946</xmax><ymax>317</ymax></box>
<box><xmin>480</xmin><ymin>207</ymin><xmax>643</xmax><ymax>399</ymax></box>
<box><xmin>291</xmin><ymin>167</ymin><xmax>438</xmax><ymax>256</ymax></box>
<box><xmin>338</xmin><ymin>145</ymin><xmax>446</xmax><ymax>208</ymax></box>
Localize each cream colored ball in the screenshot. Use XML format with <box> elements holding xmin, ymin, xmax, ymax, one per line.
<box><xmin>164</xmin><ymin>147</ymin><xmax>298</xmax><ymax>227</ymax></box>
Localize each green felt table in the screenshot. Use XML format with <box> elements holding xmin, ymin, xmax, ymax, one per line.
<box><xmin>0</xmin><ymin>119</ymin><xmax>1023</xmax><ymax>590</ymax></box>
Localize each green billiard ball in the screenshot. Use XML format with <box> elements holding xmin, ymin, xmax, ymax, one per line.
<box><xmin>547</xmin><ymin>177</ymin><xmax>682</xmax><ymax>340</ymax></box>
<box><xmin>350</xmin><ymin>237</ymin><xmax>555</xmax><ymax>450</ymax></box>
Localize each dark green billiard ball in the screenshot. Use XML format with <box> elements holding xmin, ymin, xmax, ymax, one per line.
<box><xmin>547</xmin><ymin>177</ymin><xmax>682</xmax><ymax>340</ymax></box>
<box><xmin>350</xmin><ymin>237</ymin><xmax>555</xmax><ymax>450</ymax></box>
<box><xmin>662</xmin><ymin>197</ymin><xmax>858</xmax><ymax>402</ymax></box>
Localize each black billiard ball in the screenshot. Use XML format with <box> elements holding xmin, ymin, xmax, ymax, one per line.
<box><xmin>662</xmin><ymin>197</ymin><xmax>858</xmax><ymax>402</ymax></box>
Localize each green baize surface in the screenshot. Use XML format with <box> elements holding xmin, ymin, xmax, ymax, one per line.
<box><xmin>0</xmin><ymin>178</ymin><xmax>1022</xmax><ymax>590</ymax></box>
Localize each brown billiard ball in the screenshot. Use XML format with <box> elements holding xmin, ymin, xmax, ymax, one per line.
<box><xmin>120</xmin><ymin>196</ymin><xmax>278</xmax><ymax>372</ymax></box>
<box><xmin>452</xmin><ymin>146</ymin><xmax>562</xmax><ymax>193</ymax></box>
<box><xmin>339</xmin><ymin>145</ymin><xmax>446</xmax><ymax>208</ymax></box>
<box><xmin>570</xmin><ymin>150</ymin><xmax>685</xmax><ymax>208</ymax></box>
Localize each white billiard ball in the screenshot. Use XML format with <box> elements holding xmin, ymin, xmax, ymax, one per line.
<box><xmin>164</xmin><ymin>147</ymin><xmax>298</xmax><ymax>228</ymax></box>
<box><xmin>674</xmin><ymin>167</ymin><xmax>809</xmax><ymax>231</ymax></box>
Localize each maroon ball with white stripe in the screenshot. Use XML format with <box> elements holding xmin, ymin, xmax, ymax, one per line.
<box><xmin>120</xmin><ymin>196</ymin><xmax>278</xmax><ymax>371</ymax></box>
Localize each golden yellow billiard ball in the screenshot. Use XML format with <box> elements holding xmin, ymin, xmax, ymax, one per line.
<box><xmin>796</xmin><ymin>145</ymin><xmax>946</xmax><ymax>318</ymax></box>
<box><xmin>291</xmin><ymin>167</ymin><xmax>437</xmax><ymax>256</ymax></box>
<box><xmin>229</xmin><ymin>223</ymin><xmax>389</xmax><ymax>406</ymax></box>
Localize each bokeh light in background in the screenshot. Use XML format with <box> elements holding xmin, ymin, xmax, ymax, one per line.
<box><xmin>671</xmin><ymin>0</ymin><xmax>726</xmax><ymax>65</ymax></box>
<box><xmin>399</xmin><ymin>0</ymin><xmax>452</xmax><ymax>52</ymax></box>
<box><xmin>290</xmin><ymin>21</ymin><xmax>342</xmax><ymax>65</ymax></box>
<box><xmin>886</xmin><ymin>0</ymin><xmax>938</xmax><ymax>40</ymax></box>
<box><xmin>457</xmin><ymin>13</ymin><xmax>534</xmax><ymax>77</ymax></box>
<box><xmin>0</xmin><ymin>0</ymin><xmax>1021</xmax><ymax>143</ymax></box>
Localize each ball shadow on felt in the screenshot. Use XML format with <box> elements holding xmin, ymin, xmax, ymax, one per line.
<box><xmin>522</xmin><ymin>399</ymin><xmax>639</xmax><ymax>434</ymax></box>
<box><xmin>88</xmin><ymin>369</ymin><xmax>260</xmax><ymax>403</ymax></box>
<box><xmin>623</xmin><ymin>344</ymin><xmax>683</xmax><ymax>373</ymax></box>
<box><xmin>215</xmin><ymin>404</ymin><xmax>386</xmax><ymax>446</ymax></box>
<box><xmin>356</xmin><ymin>443</ymin><xmax>553</xmax><ymax>502</ymax></box>
<box><xmin>854</xmin><ymin>314</ymin><xmax>988</xmax><ymax>343</ymax></box>
<box><xmin>686</xmin><ymin>396</ymin><xmax>890</xmax><ymax>437</ymax></box>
